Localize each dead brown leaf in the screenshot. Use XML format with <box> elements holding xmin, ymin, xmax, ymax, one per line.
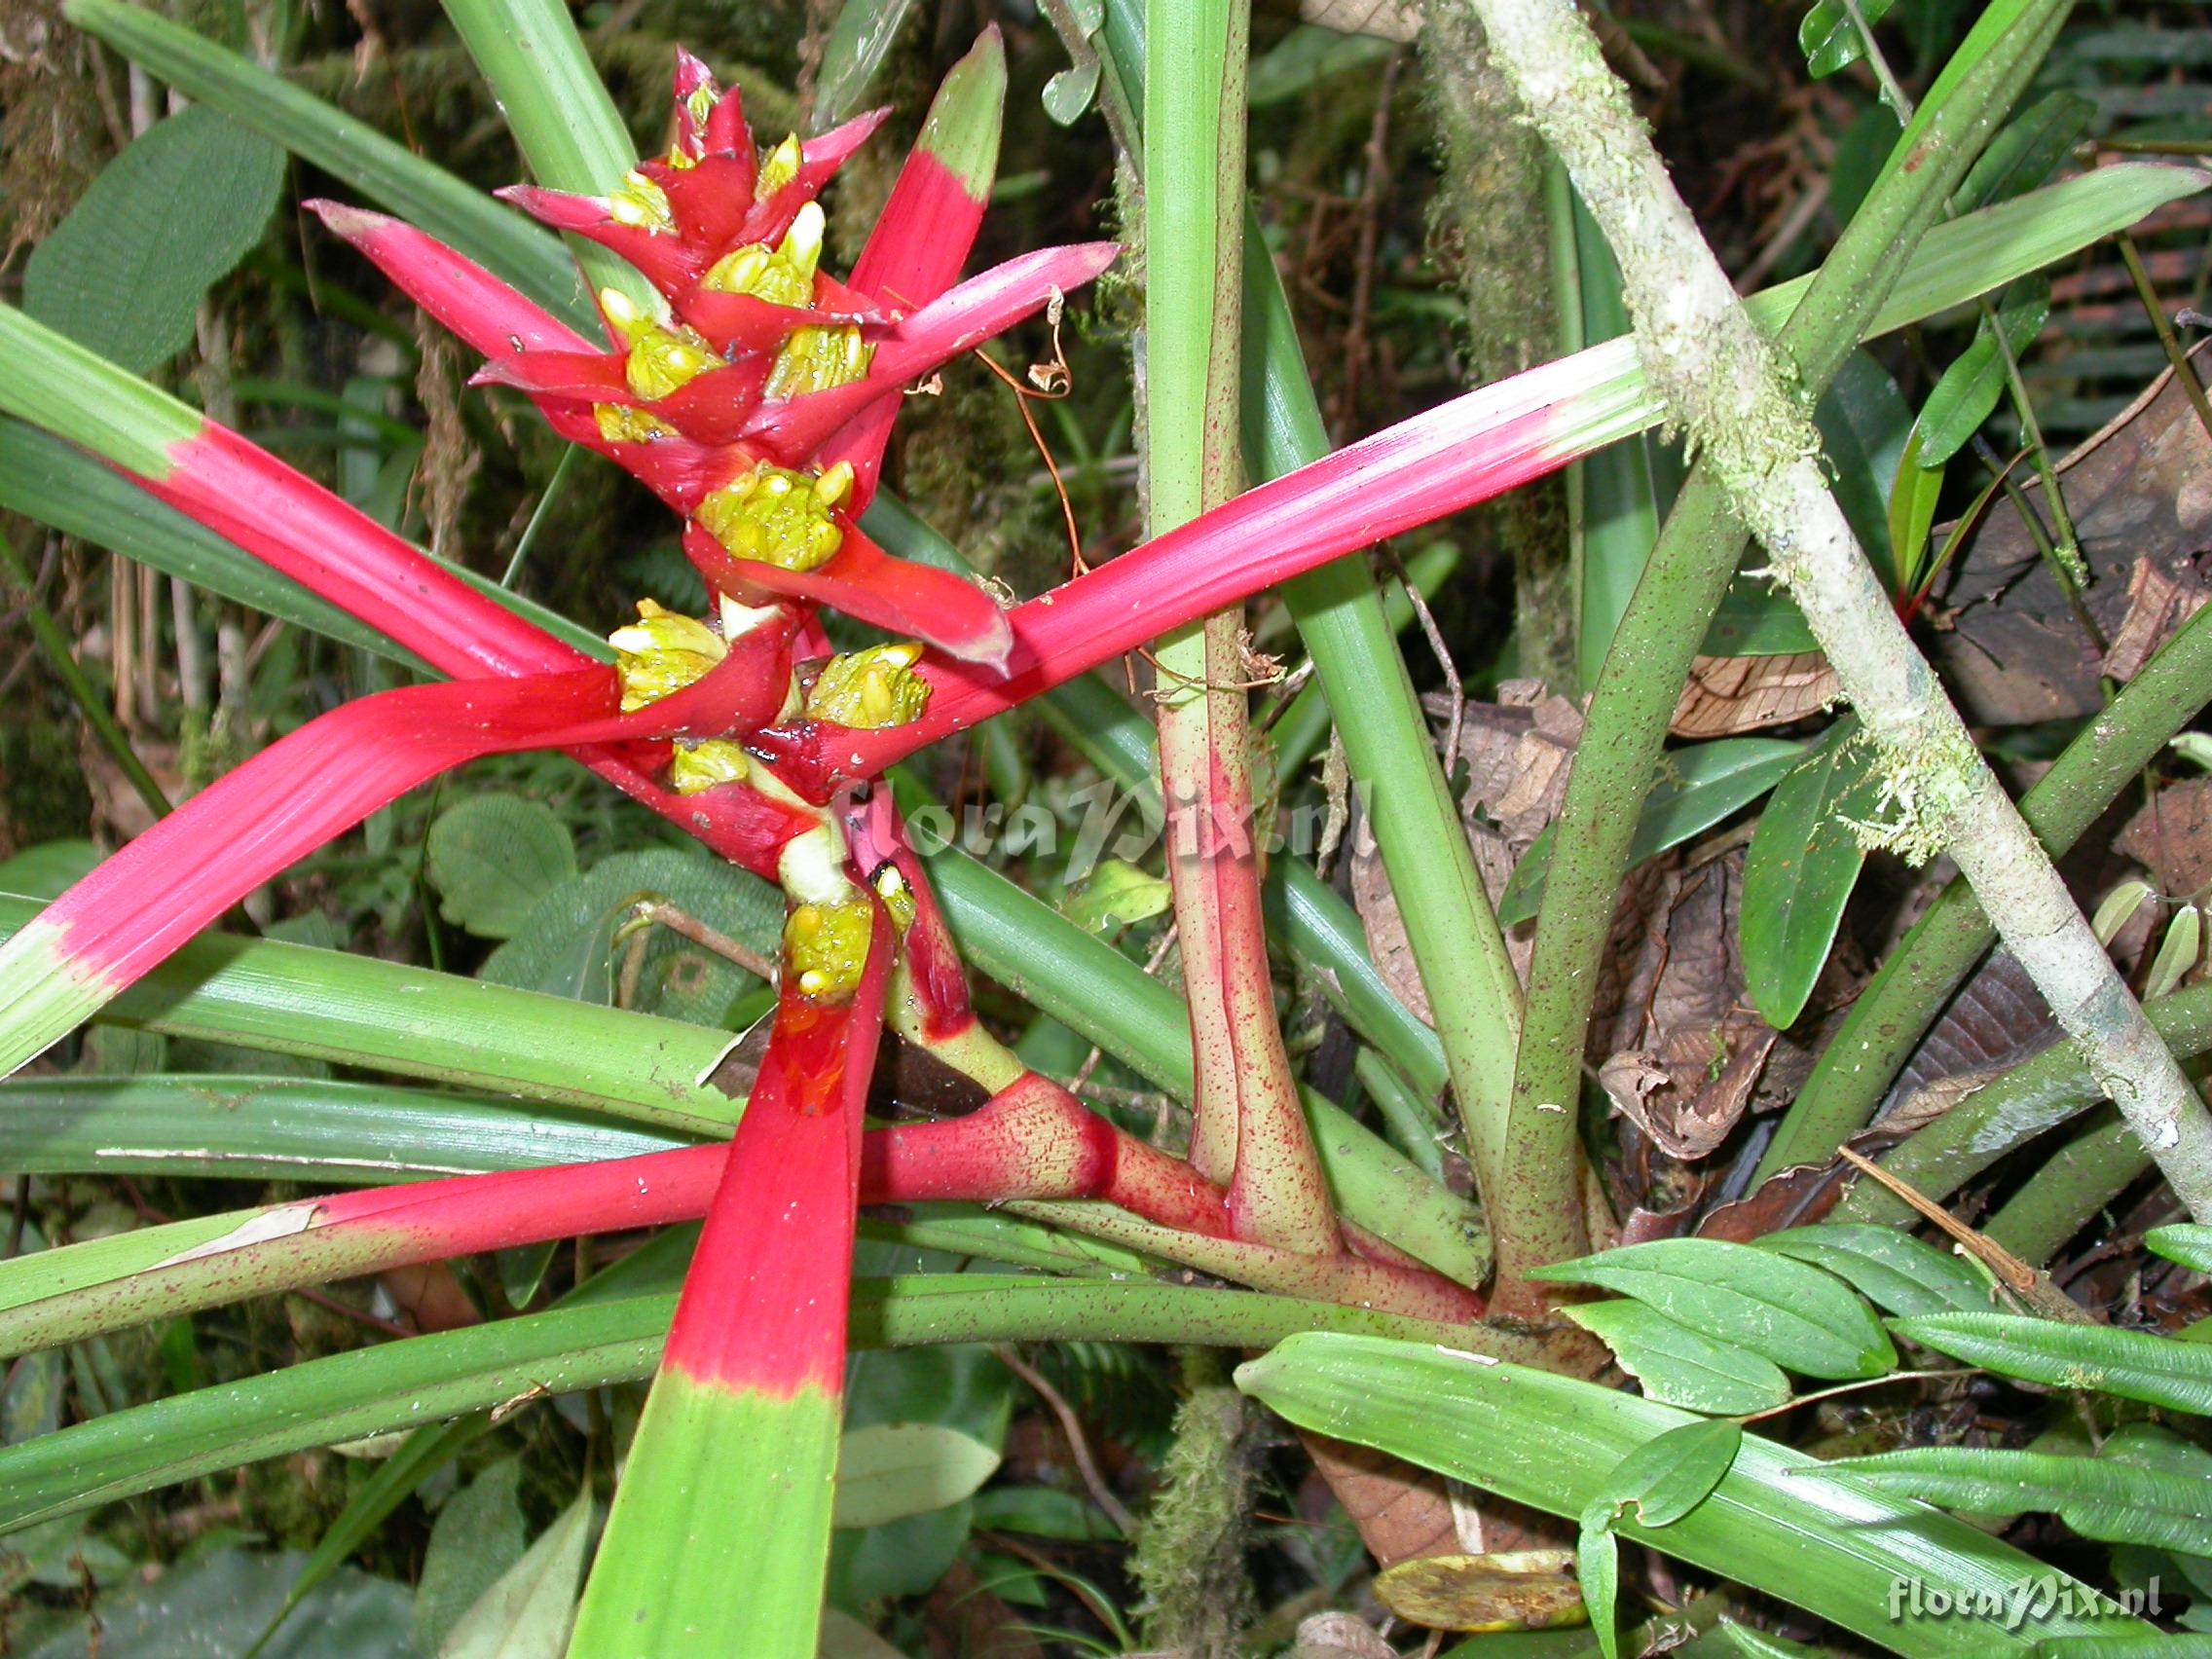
<box><xmin>2118</xmin><ymin>778</ymin><xmax>2212</xmax><ymax>899</ymax></box>
<box><xmin>1292</xmin><ymin>1612</ymin><xmax>1395</xmax><ymax>1659</ymax></box>
<box><xmin>1600</xmin><ymin>1021</ymin><xmax>1780</xmax><ymax>1161</ymax></box>
<box><xmin>1669</xmin><ymin>652</ymin><xmax>1838</xmax><ymax>738</ymax></box>
<box><xmin>2103</xmin><ymin>553</ymin><xmax>2211</xmax><ymax>682</ymax></box>
<box><xmin>1303</xmin><ymin>1431</ymin><xmax>1463</xmax><ymax>1569</ymax></box>
<box><xmin>1929</xmin><ymin>350</ymin><xmax>2212</xmax><ymax>726</ymax></box>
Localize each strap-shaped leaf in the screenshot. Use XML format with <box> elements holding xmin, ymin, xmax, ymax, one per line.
<box><xmin>1896</xmin><ymin>1311</ymin><xmax>2212</xmax><ymax>1415</ymax></box>
<box><xmin>1532</xmin><ymin>1238</ymin><xmax>1896</xmax><ymax>1380</ymax></box>
<box><xmin>1816</xmin><ymin>1448</ymin><xmax>2212</xmax><ymax>1556</ymax></box>
<box><xmin>1237</xmin><ymin>1334</ymin><xmax>2134</xmax><ymax>1653</ymax></box>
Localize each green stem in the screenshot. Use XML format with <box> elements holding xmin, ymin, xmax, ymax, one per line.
<box><xmin>1145</xmin><ymin>0</ymin><xmax>1338</xmax><ymax>1252</ymax></box>
<box><xmin>2119</xmin><ymin>234</ymin><xmax>2212</xmax><ymax>447</ymax></box>
<box><xmin>1982</xmin><ymin>1111</ymin><xmax>2143</xmax><ymax>1266</ymax></box>
<box><xmin>0</xmin><ymin>535</ymin><xmax>172</xmax><ymax>823</ymax></box>
<box><xmin>437</xmin><ymin>0</ymin><xmax>653</xmax><ymax>311</ymax></box>
<box><xmin>1837</xmin><ymin>980</ymin><xmax>2212</xmax><ymax>1227</ymax></box>
<box><xmin>1485</xmin><ymin>0</ymin><xmax>2089</xmax><ymax>1304</ymax></box>
<box><xmin>1763</xmin><ymin>597</ymin><xmax>2212</xmax><ymax>1179</ymax></box>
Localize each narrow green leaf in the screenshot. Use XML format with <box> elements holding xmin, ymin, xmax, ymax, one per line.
<box><xmin>1896</xmin><ymin>1312</ymin><xmax>2212</xmax><ymax>1415</ymax></box>
<box><xmin>1742</xmin><ymin>720</ymin><xmax>1885</xmax><ymax>1028</ymax></box>
<box><xmin>0</xmin><ymin>1279</ymin><xmax>1479</xmax><ymax>1542</ymax></box>
<box><xmin>1531</xmin><ymin>1239</ymin><xmax>1896</xmax><ymax>1380</ymax></box>
<box><xmin>441</xmin><ymin>1490</ymin><xmax>593</xmax><ymax>1659</ymax></box>
<box><xmin>424</xmin><ymin>794</ymin><xmax>578</xmax><ymax>941</ymax></box>
<box><xmin>1912</xmin><ymin>277</ymin><xmax>2051</xmax><ymax>469</ymax></box>
<box><xmin>1501</xmin><ymin>740</ymin><xmax>1805</xmax><ymax>927</ymax></box>
<box><xmin>63</xmin><ymin>0</ymin><xmax>591</xmax><ymax>328</ymax></box>
<box><xmin>0</xmin><ymin>420</ymin><xmax>423</xmax><ymax>666</ymax></box>
<box><xmin>1759</xmin><ymin>1223</ymin><xmax>1989</xmax><ymax>1317</ymax></box>
<box><xmin>1562</xmin><ymin>1301</ymin><xmax>1792</xmax><ymax>1416</ymax></box>
<box><xmin>24</xmin><ymin>106</ymin><xmax>284</xmax><ymax>373</ymax></box>
<box><xmin>1575</xmin><ymin>1514</ymin><xmax>1620</xmax><ymax>1659</ymax></box>
<box><xmin>2147</xmin><ymin>1224</ymin><xmax>2212</xmax><ymax>1274</ymax></box>
<box><xmin>832</xmin><ymin>1423</ymin><xmax>1003</xmax><ymax>1529</ymax></box>
<box><xmin>1954</xmin><ymin>92</ymin><xmax>2097</xmax><ymax>215</ymax></box>
<box><xmin>813</xmin><ymin>0</ymin><xmax>923</xmax><ymax>132</ymax></box>
<box><xmin>1591</xmin><ymin>1419</ymin><xmax>1743</xmax><ymax>1528</ymax></box>
<box><xmin>1817</xmin><ymin>1448</ymin><xmax>2212</xmax><ymax>1556</ymax></box>
<box><xmin>438</xmin><ymin>0</ymin><xmax>649</xmax><ymax>311</ymax></box>
<box><xmin>1889</xmin><ymin>424</ymin><xmax>1948</xmax><ymax>591</ymax></box>
<box><xmin>0</xmin><ymin>896</ymin><xmax>735</xmax><ymax>1129</ymax></box>
<box><xmin>1236</xmin><ymin>1334</ymin><xmax>2134</xmax><ymax>1653</ymax></box>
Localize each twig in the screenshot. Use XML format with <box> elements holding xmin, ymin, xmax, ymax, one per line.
<box><xmin>992</xmin><ymin>1343</ymin><xmax>1138</xmax><ymax>1537</ymax></box>
<box><xmin>1459</xmin><ymin>0</ymin><xmax>2212</xmax><ymax>1222</ymax></box>
<box><xmin>1383</xmin><ymin>549</ymin><xmax>1464</xmax><ymax>788</ymax></box>
<box><xmin>2119</xmin><ymin>235</ymin><xmax>2212</xmax><ymax>449</ymax></box>
<box><xmin>623</xmin><ymin>901</ymin><xmax>779</xmax><ymax>982</ymax></box>
<box><xmin>1837</xmin><ymin>1146</ymin><xmax>2089</xmax><ymax>1322</ymax></box>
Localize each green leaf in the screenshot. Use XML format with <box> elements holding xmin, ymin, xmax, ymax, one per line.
<box><xmin>424</xmin><ymin>795</ymin><xmax>577</xmax><ymax>940</ymax></box>
<box><xmin>1501</xmin><ymin>739</ymin><xmax>1805</xmax><ymax>927</ymax></box>
<box><xmin>1591</xmin><ymin>1419</ymin><xmax>1743</xmax><ymax>1528</ymax></box>
<box><xmin>63</xmin><ymin>0</ymin><xmax>591</xmax><ymax>329</ymax></box>
<box><xmin>1889</xmin><ymin>424</ymin><xmax>1948</xmax><ymax>590</ymax></box>
<box><xmin>23</xmin><ymin>106</ymin><xmax>284</xmax><ymax>374</ymax></box>
<box><xmin>1575</xmin><ymin>1516</ymin><xmax>1620</xmax><ymax>1659</ymax></box>
<box><xmin>484</xmin><ymin>848</ymin><xmax>781</xmax><ymax>1023</ymax></box>
<box><xmin>1895</xmin><ymin>1312</ymin><xmax>2212</xmax><ymax>1415</ymax></box>
<box><xmin>1562</xmin><ymin>1301</ymin><xmax>1792</xmax><ymax>1416</ymax></box>
<box><xmin>1061</xmin><ymin>859</ymin><xmax>1172</xmax><ymax>934</ymax></box>
<box><xmin>1742</xmin><ymin>720</ymin><xmax>1885</xmax><ymax>1028</ymax></box>
<box><xmin>440</xmin><ymin>1491</ymin><xmax>593</xmax><ymax>1659</ymax></box>
<box><xmin>0</xmin><ymin>841</ymin><xmax>97</xmax><ymax>902</ymax></box>
<box><xmin>1817</xmin><ymin>1448</ymin><xmax>2212</xmax><ymax>1555</ymax></box>
<box><xmin>1799</xmin><ymin>0</ymin><xmax>1898</xmax><ymax>78</ymax></box>
<box><xmin>2147</xmin><ymin>1224</ymin><xmax>2212</xmax><ymax>1274</ymax></box>
<box><xmin>0</xmin><ymin>897</ymin><xmax>738</xmax><ymax>1129</ymax></box>
<box><xmin>18</xmin><ymin>1548</ymin><xmax>415</xmax><ymax>1659</ymax></box>
<box><xmin>1759</xmin><ymin>1223</ymin><xmax>1989</xmax><ymax>1317</ymax></box>
<box><xmin>1531</xmin><ymin>1239</ymin><xmax>1896</xmax><ymax>1380</ymax></box>
<box><xmin>832</xmin><ymin>1423</ymin><xmax>1003</xmax><ymax>1529</ymax></box>
<box><xmin>1236</xmin><ymin>1334</ymin><xmax>2132</xmax><ymax>1654</ymax></box>
<box><xmin>967</xmin><ymin>1487</ymin><xmax>1121</xmax><ymax>1541</ymax></box>
<box><xmin>1954</xmin><ymin>92</ymin><xmax>2097</xmax><ymax>215</ymax></box>
<box><xmin>1814</xmin><ymin>351</ymin><xmax>1913</xmax><ymax>595</ymax></box>
<box><xmin>414</xmin><ymin>1457</ymin><xmax>527</xmax><ymax>1655</ymax></box>
<box><xmin>1912</xmin><ymin>277</ymin><xmax>2051</xmax><ymax>469</ymax></box>
<box><xmin>813</xmin><ymin>0</ymin><xmax>923</xmax><ymax>131</ymax></box>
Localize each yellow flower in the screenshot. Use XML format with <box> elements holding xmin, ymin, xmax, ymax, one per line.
<box><xmin>698</xmin><ymin>203</ymin><xmax>826</xmax><ymax>311</ymax></box>
<box><xmin>608</xmin><ymin>599</ymin><xmax>725</xmax><ymax>712</ymax></box>
<box><xmin>668</xmin><ymin>739</ymin><xmax>753</xmax><ymax>795</ymax></box>
<box><xmin>607</xmin><ymin>169</ymin><xmax>676</xmax><ymax>234</ymax></box>
<box><xmin>764</xmin><ymin>323</ymin><xmax>872</xmax><ymax>400</ymax></box>
<box><xmin>803</xmin><ymin>643</ymin><xmax>929</xmax><ymax>729</ymax></box>
<box><xmin>696</xmin><ymin>461</ymin><xmax>854</xmax><ymax>573</ymax></box>
<box><xmin>756</xmin><ymin>133</ymin><xmax>802</xmax><ymax>200</ymax></box>
<box><xmin>783</xmin><ymin>898</ymin><xmax>874</xmax><ymax>1001</ymax></box>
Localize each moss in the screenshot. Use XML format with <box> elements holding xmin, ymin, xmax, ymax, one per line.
<box><xmin>1419</xmin><ymin>6</ymin><xmax>1571</xmax><ymax>688</ymax></box>
<box><xmin>1130</xmin><ymin>1347</ymin><xmax>1258</xmax><ymax>1658</ymax></box>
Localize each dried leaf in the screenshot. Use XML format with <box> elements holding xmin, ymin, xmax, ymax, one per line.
<box><xmin>1299</xmin><ymin>0</ymin><xmax>1421</xmax><ymax>41</ymax></box>
<box><xmin>1669</xmin><ymin>653</ymin><xmax>1838</xmax><ymax>739</ymax></box>
<box><xmin>2102</xmin><ymin>554</ymin><xmax>2211</xmax><ymax>682</ymax></box>
<box><xmin>1293</xmin><ymin>1612</ymin><xmax>1395</xmax><ymax>1659</ymax></box>
<box><xmin>1303</xmin><ymin>1431</ymin><xmax>1462</xmax><ymax>1568</ymax></box>
<box><xmin>1350</xmin><ymin>820</ymin><xmax>1433</xmax><ymax>1026</ymax></box>
<box><xmin>1601</xmin><ymin>1022</ymin><xmax>1780</xmax><ymax>1161</ymax></box>
<box><xmin>1372</xmin><ymin>1551</ymin><xmax>1586</xmax><ymax>1634</ymax></box>
<box><xmin>2118</xmin><ymin>779</ymin><xmax>2212</xmax><ymax>899</ymax></box>
<box><xmin>1929</xmin><ymin>355</ymin><xmax>2212</xmax><ymax>725</ymax></box>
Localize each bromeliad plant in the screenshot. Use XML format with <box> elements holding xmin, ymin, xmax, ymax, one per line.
<box><xmin>4</xmin><ymin>0</ymin><xmax>2211</xmax><ymax>1652</ymax></box>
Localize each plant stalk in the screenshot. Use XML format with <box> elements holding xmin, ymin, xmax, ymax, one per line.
<box><xmin>1463</xmin><ymin>0</ymin><xmax>2212</xmax><ymax>1223</ymax></box>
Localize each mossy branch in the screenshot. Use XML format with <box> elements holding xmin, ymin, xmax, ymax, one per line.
<box><xmin>1462</xmin><ymin>0</ymin><xmax>2212</xmax><ymax>1220</ymax></box>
